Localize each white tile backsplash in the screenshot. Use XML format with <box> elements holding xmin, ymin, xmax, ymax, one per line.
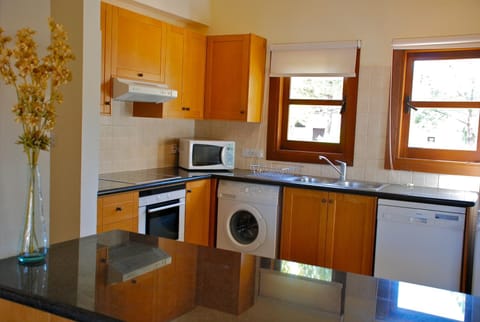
<box><xmin>99</xmin><ymin>101</ymin><xmax>194</xmax><ymax>174</ymax></box>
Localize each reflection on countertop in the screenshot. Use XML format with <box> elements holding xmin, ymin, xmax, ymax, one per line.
<box><xmin>0</xmin><ymin>230</ymin><xmax>479</xmax><ymax>322</ymax></box>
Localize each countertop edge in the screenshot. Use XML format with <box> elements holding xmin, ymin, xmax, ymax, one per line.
<box><xmin>0</xmin><ymin>287</ymin><xmax>120</xmax><ymax>322</ymax></box>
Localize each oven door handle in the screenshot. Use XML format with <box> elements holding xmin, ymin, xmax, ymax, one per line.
<box><xmin>147</xmin><ymin>202</ymin><xmax>185</xmax><ymax>213</ymax></box>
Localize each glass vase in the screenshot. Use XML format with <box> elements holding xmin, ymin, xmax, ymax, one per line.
<box><xmin>17</xmin><ymin>161</ymin><xmax>48</xmax><ymax>265</ymax></box>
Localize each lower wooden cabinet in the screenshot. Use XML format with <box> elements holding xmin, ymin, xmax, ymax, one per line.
<box><xmin>97</xmin><ymin>191</ymin><xmax>139</xmax><ymax>233</ymax></box>
<box><xmin>0</xmin><ymin>298</ymin><xmax>72</xmax><ymax>322</ymax></box>
<box><xmin>280</xmin><ymin>187</ymin><xmax>377</xmax><ymax>275</ymax></box>
<box><xmin>184</xmin><ymin>179</ymin><xmax>215</xmax><ymax>247</ymax></box>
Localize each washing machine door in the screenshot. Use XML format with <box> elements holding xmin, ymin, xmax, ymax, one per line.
<box><xmin>226</xmin><ymin>203</ymin><xmax>266</xmax><ymax>252</ymax></box>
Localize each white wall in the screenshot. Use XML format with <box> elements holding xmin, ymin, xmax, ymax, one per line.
<box><xmin>0</xmin><ymin>0</ymin><xmax>51</xmax><ymax>258</ymax></box>
<box><xmin>0</xmin><ymin>0</ymin><xmax>100</xmax><ymax>257</ymax></box>
<box><xmin>196</xmin><ymin>0</ymin><xmax>480</xmax><ymax>191</ymax></box>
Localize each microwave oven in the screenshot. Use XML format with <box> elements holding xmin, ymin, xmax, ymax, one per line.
<box><xmin>178</xmin><ymin>139</ymin><xmax>235</xmax><ymax>170</ymax></box>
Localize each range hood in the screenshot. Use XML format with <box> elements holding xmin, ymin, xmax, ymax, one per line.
<box><xmin>113</xmin><ymin>77</ymin><xmax>178</xmax><ymax>103</ymax></box>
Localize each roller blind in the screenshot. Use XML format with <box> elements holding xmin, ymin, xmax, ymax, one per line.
<box><xmin>392</xmin><ymin>34</ymin><xmax>480</xmax><ymax>50</ymax></box>
<box><xmin>269</xmin><ymin>40</ymin><xmax>361</xmax><ymax>77</ymax></box>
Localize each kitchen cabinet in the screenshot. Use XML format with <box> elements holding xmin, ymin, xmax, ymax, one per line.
<box><xmin>100</xmin><ymin>2</ymin><xmax>113</xmax><ymax>114</ymax></box>
<box><xmin>280</xmin><ymin>187</ymin><xmax>376</xmax><ymax>275</ymax></box>
<box><xmin>184</xmin><ymin>179</ymin><xmax>214</xmax><ymax>247</ymax></box>
<box><xmin>204</xmin><ymin>34</ymin><xmax>266</xmax><ymax>122</ymax></box>
<box><xmin>111</xmin><ymin>6</ymin><xmax>166</xmax><ymax>83</ymax></box>
<box><xmin>97</xmin><ymin>191</ymin><xmax>139</xmax><ymax>233</ymax></box>
<box><xmin>0</xmin><ymin>298</ymin><xmax>72</xmax><ymax>322</ymax></box>
<box><xmin>133</xmin><ymin>25</ymin><xmax>206</xmax><ymax>119</ymax></box>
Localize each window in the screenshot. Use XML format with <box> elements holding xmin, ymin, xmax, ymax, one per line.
<box><xmin>387</xmin><ymin>48</ymin><xmax>480</xmax><ymax>175</ymax></box>
<box><xmin>267</xmin><ymin>49</ymin><xmax>360</xmax><ymax>165</ymax></box>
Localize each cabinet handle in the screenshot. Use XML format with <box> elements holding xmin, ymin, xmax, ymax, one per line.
<box><xmin>321</xmin><ymin>198</ymin><xmax>327</xmax><ymax>203</ymax></box>
<box><xmin>131</xmin><ymin>279</ymin><xmax>137</xmax><ymax>284</ymax></box>
<box><xmin>186</xmin><ymin>189</ymin><xmax>192</xmax><ymax>193</ymax></box>
<box><xmin>137</xmin><ymin>73</ymin><xmax>143</xmax><ymax>77</ymax></box>
<box><xmin>115</xmin><ymin>207</ymin><xmax>123</xmax><ymax>212</ymax></box>
<box><xmin>328</xmin><ymin>199</ymin><xmax>334</xmax><ymax>204</ymax></box>
<box><xmin>182</xmin><ymin>107</ymin><xmax>190</xmax><ymax>111</ymax></box>
<box><xmin>240</xmin><ymin>110</ymin><xmax>245</xmax><ymax>114</ymax></box>
<box><xmin>105</xmin><ymin>101</ymin><xmax>111</xmax><ymax>106</ymax></box>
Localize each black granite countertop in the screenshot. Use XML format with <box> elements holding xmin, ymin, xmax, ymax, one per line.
<box><xmin>1</xmin><ymin>230</ymin><xmax>479</xmax><ymax>322</ymax></box>
<box><xmin>99</xmin><ymin>167</ymin><xmax>478</xmax><ymax>207</ymax></box>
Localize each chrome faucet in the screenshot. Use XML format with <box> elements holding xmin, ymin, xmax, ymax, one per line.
<box><xmin>319</xmin><ymin>155</ymin><xmax>347</xmax><ymax>181</ymax></box>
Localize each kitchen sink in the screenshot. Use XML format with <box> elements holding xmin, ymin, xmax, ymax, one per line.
<box><xmin>289</xmin><ymin>176</ymin><xmax>338</xmax><ymax>185</ymax></box>
<box><xmin>286</xmin><ymin>176</ymin><xmax>388</xmax><ymax>191</ymax></box>
<box><xmin>333</xmin><ymin>180</ymin><xmax>388</xmax><ymax>191</ymax></box>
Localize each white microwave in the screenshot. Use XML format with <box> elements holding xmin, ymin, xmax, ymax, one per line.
<box><xmin>178</xmin><ymin>139</ymin><xmax>235</xmax><ymax>170</ymax></box>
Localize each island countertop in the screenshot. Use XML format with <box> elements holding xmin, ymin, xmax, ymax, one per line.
<box><xmin>0</xmin><ymin>230</ymin><xmax>479</xmax><ymax>322</ymax></box>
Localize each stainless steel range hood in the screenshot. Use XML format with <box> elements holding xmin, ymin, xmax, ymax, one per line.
<box><xmin>113</xmin><ymin>77</ymin><xmax>178</xmax><ymax>103</ymax></box>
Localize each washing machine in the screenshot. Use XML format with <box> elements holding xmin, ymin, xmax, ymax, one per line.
<box><xmin>216</xmin><ymin>180</ymin><xmax>281</xmax><ymax>258</ymax></box>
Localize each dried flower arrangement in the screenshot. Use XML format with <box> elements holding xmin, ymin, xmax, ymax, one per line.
<box><xmin>0</xmin><ymin>18</ymin><xmax>74</xmax><ymax>166</ymax></box>
<box><xmin>0</xmin><ymin>18</ymin><xmax>74</xmax><ymax>264</ymax></box>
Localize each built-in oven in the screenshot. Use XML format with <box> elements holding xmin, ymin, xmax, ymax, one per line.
<box><xmin>138</xmin><ymin>183</ymin><xmax>186</xmax><ymax>241</ymax></box>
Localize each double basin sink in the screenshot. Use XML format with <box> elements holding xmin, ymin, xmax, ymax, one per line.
<box><xmin>253</xmin><ymin>173</ymin><xmax>389</xmax><ymax>191</ymax></box>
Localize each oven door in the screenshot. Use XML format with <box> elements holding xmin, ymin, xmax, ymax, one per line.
<box><xmin>142</xmin><ymin>198</ymin><xmax>185</xmax><ymax>241</ymax></box>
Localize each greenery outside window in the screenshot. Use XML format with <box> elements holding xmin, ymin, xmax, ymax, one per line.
<box><xmin>267</xmin><ymin>49</ymin><xmax>360</xmax><ymax>165</ymax></box>
<box><xmin>386</xmin><ymin>48</ymin><xmax>480</xmax><ymax>176</ymax></box>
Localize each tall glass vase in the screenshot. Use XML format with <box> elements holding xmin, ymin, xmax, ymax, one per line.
<box><xmin>17</xmin><ymin>153</ymin><xmax>48</xmax><ymax>265</ymax></box>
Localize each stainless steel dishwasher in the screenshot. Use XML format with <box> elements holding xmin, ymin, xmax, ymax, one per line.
<box><xmin>374</xmin><ymin>199</ymin><xmax>465</xmax><ymax>292</ymax></box>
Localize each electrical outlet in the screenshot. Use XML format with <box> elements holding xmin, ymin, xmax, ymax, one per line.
<box><xmin>242</xmin><ymin>148</ymin><xmax>264</xmax><ymax>158</ymax></box>
<box><xmin>170</xmin><ymin>144</ymin><xmax>178</xmax><ymax>154</ymax></box>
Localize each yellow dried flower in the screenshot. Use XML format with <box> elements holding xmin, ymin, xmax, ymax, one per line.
<box><xmin>0</xmin><ymin>18</ymin><xmax>74</xmax><ymax>165</ymax></box>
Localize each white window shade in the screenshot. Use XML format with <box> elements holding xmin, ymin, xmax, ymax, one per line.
<box><xmin>392</xmin><ymin>34</ymin><xmax>480</xmax><ymax>50</ymax></box>
<box><xmin>269</xmin><ymin>40</ymin><xmax>360</xmax><ymax>77</ymax></box>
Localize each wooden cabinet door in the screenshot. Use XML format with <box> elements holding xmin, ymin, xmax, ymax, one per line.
<box><xmin>133</xmin><ymin>26</ymin><xmax>206</xmax><ymax>120</ymax></box>
<box><xmin>162</xmin><ymin>27</ymin><xmax>205</xmax><ymax>119</ymax></box>
<box><xmin>280</xmin><ymin>187</ymin><xmax>329</xmax><ymax>266</ymax></box>
<box><xmin>204</xmin><ymin>34</ymin><xmax>266</xmax><ymax>122</ymax></box>
<box><xmin>97</xmin><ymin>191</ymin><xmax>139</xmax><ymax>233</ymax></box>
<box><xmin>184</xmin><ymin>179</ymin><xmax>212</xmax><ymax>247</ymax></box>
<box><xmin>180</xmin><ymin>29</ymin><xmax>206</xmax><ymax>119</ymax></box>
<box><xmin>162</xmin><ymin>24</ymin><xmax>184</xmax><ymax>117</ymax></box>
<box><xmin>111</xmin><ymin>7</ymin><xmax>166</xmax><ymax>83</ymax></box>
<box><xmin>100</xmin><ymin>2</ymin><xmax>113</xmax><ymax>115</ymax></box>
<box><xmin>325</xmin><ymin>193</ymin><xmax>377</xmax><ymax>275</ymax></box>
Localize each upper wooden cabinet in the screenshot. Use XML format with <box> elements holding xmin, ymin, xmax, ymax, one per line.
<box><xmin>133</xmin><ymin>25</ymin><xmax>207</xmax><ymax>119</ymax></box>
<box><xmin>204</xmin><ymin>34</ymin><xmax>267</xmax><ymax>122</ymax></box>
<box><xmin>111</xmin><ymin>6</ymin><xmax>166</xmax><ymax>83</ymax></box>
<box><xmin>280</xmin><ymin>187</ymin><xmax>377</xmax><ymax>275</ymax></box>
<box><xmin>163</xmin><ymin>27</ymin><xmax>206</xmax><ymax>119</ymax></box>
<box><xmin>100</xmin><ymin>2</ymin><xmax>113</xmax><ymax>114</ymax></box>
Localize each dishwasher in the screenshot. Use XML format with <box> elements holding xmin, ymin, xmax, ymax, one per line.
<box><xmin>374</xmin><ymin>199</ymin><xmax>465</xmax><ymax>292</ymax></box>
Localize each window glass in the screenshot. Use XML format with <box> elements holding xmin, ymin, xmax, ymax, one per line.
<box><xmin>386</xmin><ymin>48</ymin><xmax>480</xmax><ymax>175</ymax></box>
<box><xmin>290</xmin><ymin>77</ymin><xmax>343</xmax><ymax>100</ymax></box>
<box><xmin>411</xmin><ymin>58</ymin><xmax>480</xmax><ymax>102</ymax></box>
<box><xmin>287</xmin><ymin>105</ymin><xmax>342</xmax><ymax>143</ymax></box>
<box><xmin>266</xmin><ymin>49</ymin><xmax>359</xmax><ymax>165</ymax></box>
<box><xmin>407</xmin><ymin>107</ymin><xmax>480</xmax><ymax>150</ymax></box>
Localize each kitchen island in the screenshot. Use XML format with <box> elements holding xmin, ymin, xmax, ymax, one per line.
<box><xmin>0</xmin><ymin>230</ymin><xmax>479</xmax><ymax>322</ymax></box>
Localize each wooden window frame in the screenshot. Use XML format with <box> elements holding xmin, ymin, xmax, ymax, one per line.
<box><xmin>386</xmin><ymin>48</ymin><xmax>480</xmax><ymax>176</ymax></box>
<box><xmin>266</xmin><ymin>50</ymin><xmax>360</xmax><ymax>165</ymax></box>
